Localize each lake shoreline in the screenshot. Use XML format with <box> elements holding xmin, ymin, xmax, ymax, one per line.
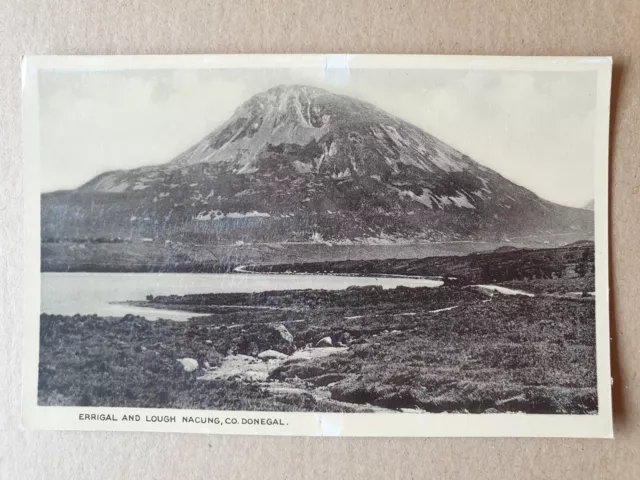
<box><xmin>41</xmin><ymin>271</ymin><xmax>444</xmax><ymax>321</ymax></box>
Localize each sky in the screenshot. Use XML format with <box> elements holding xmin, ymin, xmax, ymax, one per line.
<box><xmin>38</xmin><ymin>66</ymin><xmax>598</xmax><ymax>207</ymax></box>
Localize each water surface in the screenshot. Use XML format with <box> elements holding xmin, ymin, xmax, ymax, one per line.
<box><xmin>41</xmin><ymin>272</ymin><xmax>443</xmax><ymax>321</ymax></box>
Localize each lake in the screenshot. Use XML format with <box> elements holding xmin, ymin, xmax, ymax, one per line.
<box><xmin>41</xmin><ymin>272</ymin><xmax>443</xmax><ymax>321</ymax></box>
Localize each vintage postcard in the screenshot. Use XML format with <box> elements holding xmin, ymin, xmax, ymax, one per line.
<box><xmin>22</xmin><ymin>54</ymin><xmax>612</xmax><ymax>437</ymax></box>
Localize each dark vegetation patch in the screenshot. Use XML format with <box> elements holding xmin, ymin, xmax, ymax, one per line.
<box><xmin>246</xmin><ymin>243</ymin><xmax>595</xmax><ymax>294</ymax></box>
<box><xmin>140</xmin><ymin>284</ymin><xmax>483</xmax><ymax>313</ymax></box>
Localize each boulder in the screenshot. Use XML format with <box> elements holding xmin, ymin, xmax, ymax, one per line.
<box><xmin>236</xmin><ymin>324</ymin><xmax>296</xmax><ymax>355</ymax></box>
<box><xmin>271</xmin><ymin>324</ymin><xmax>293</xmax><ymax>343</ymax></box>
<box><xmin>177</xmin><ymin>358</ymin><xmax>198</xmax><ymax>373</ymax></box>
<box><xmin>257</xmin><ymin>349</ymin><xmax>288</xmax><ymax>360</ymax></box>
<box><xmin>316</xmin><ymin>336</ymin><xmax>332</xmax><ymax>347</ymax></box>
<box><xmin>265</xmin><ymin>324</ymin><xmax>295</xmax><ymax>354</ymax></box>
<box><xmin>308</xmin><ymin>373</ymin><xmax>346</xmax><ymax>387</ymax></box>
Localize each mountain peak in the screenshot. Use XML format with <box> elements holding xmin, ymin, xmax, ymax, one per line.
<box><xmin>62</xmin><ymin>85</ymin><xmax>594</xmax><ymax>245</ymax></box>
<box><xmin>168</xmin><ymin>83</ymin><xmax>473</xmax><ymax>175</ymax></box>
<box><xmin>246</xmin><ymin>84</ymin><xmax>327</xmax><ymax>111</ymax></box>
<box><xmin>261</xmin><ymin>83</ymin><xmax>328</xmax><ymax>97</ymax></box>
<box><xmin>169</xmin><ymin>84</ymin><xmax>341</xmax><ymax>169</ymax></box>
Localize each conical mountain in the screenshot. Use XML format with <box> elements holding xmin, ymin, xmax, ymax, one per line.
<box><xmin>42</xmin><ymin>84</ymin><xmax>593</xmax><ymax>245</ymax></box>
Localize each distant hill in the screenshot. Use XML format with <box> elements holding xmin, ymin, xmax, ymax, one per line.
<box><xmin>248</xmin><ymin>242</ymin><xmax>595</xmax><ymax>286</ymax></box>
<box><xmin>564</xmin><ymin>240</ymin><xmax>595</xmax><ymax>248</ymax></box>
<box><xmin>493</xmin><ymin>245</ymin><xmax>522</xmax><ymax>253</ymax></box>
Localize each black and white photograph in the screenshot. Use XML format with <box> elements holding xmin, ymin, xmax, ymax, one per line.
<box><xmin>22</xmin><ymin>55</ymin><xmax>612</xmax><ymax>437</ymax></box>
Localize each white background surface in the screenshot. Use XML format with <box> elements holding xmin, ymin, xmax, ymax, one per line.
<box><xmin>1</xmin><ymin>0</ymin><xmax>639</xmax><ymax>478</ymax></box>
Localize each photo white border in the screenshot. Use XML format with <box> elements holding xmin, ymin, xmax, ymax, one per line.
<box><xmin>21</xmin><ymin>54</ymin><xmax>613</xmax><ymax>438</ymax></box>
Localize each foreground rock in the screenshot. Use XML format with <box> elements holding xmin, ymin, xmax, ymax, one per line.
<box><xmin>201</xmin><ymin>355</ymin><xmax>269</xmax><ymax>382</ymax></box>
<box><xmin>177</xmin><ymin>358</ymin><xmax>198</xmax><ymax>373</ymax></box>
<box><xmin>237</xmin><ymin>323</ymin><xmax>296</xmax><ymax>356</ymax></box>
<box><xmin>316</xmin><ymin>336</ymin><xmax>332</xmax><ymax>347</ymax></box>
<box><xmin>270</xmin><ymin>324</ymin><xmax>294</xmax><ymax>351</ymax></box>
<box><xmin>257</xmin><ymin>350</ymin><xmax>288</xmax><ymax>360</ymax></box>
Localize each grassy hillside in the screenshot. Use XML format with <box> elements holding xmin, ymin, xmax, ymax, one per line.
<box><xmin>40</xmin><ymin>232</ymin><xmax>593</xmax><ymax>273</ymax></box>
<box><xmin>40</xmin><ymin>239</ymin><xmax>508</xmax><ymax>272</ymax></box>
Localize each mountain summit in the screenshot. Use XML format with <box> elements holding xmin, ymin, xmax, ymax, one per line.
<box><xmin>42</xmin><ymin>84</ymin><xmax>593</xmax><ymax>245</ymax></box>
<box><xmin>169</xmin><ymin>84</ymin><xmax>479</xmax><ymax>176</ymax></box>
